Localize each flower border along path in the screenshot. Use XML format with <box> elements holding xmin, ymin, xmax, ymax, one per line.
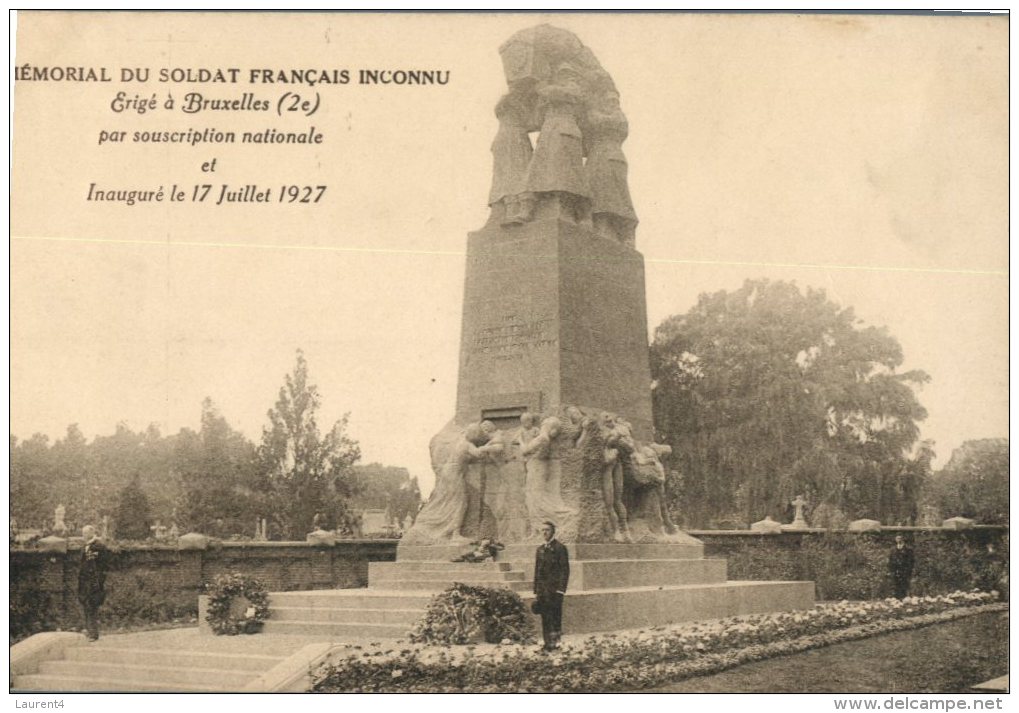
<box><xmin>312</xmin><ymin>591</ymin><xmax>1005</xmax><ymax>693</ymax></box>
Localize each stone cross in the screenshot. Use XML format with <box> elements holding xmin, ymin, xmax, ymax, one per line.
<box><xmin>789</xmin><ymin>495</ymin><xmax>809</xmax><ymax>529</ymax></box>
<box><xmin>53</xmin><ymin>504</ymin><xmax>67</xmax><ymax>535</ymax></box>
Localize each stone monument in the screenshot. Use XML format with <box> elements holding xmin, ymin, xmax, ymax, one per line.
<box><xmin>257</xmin><ymin>27</ymin><xmax>814</xmax><ymax>639</ymax></box>
<box><xmin>405</xmin><ymin>25</ymin><xmax>672</xmax><ymax>548</ymax></box>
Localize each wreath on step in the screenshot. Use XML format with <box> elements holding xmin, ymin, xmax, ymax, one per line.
<box><xmin>205</xmin><ymin>573</ymin><xmax>270</xmax><ymax>635</ymax></box>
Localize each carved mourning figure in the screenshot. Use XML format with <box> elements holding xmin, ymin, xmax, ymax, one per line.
<box><xmin>474</xmin><ymin>419</ymin><xmax>527</xmax><ymax>541</ymax></box>
<box><xmin>577</xmin><ymin>412</ymin><xmax>631</xmax><ymax>542</ymax></box>
<box><xmin>561</xmin><ymin>405</ymin><xmax>586</xmax><ymax>447</ymax></box>
<box><xmin>521</xmin><ymin>416</ymin><xmax>576</xmax><ymax>539</ymax></box>
<box><xmin>514</xmin><ymin>411</ymin><xmax>541</xmax><ymax>448</ymax></box>
<box><xmin>402</xmin><ymin>423</ymin><xmax>502</xmax><ymax>545</ymax></box>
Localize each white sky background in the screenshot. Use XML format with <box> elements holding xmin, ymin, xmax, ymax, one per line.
<box><xmin>10</xmin><ymin>13</ymin><xmax>1008</xmax><ymax>497</ymax></box>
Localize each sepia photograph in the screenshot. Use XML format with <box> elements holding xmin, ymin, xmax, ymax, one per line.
<box><xmin>8</xmin><ymin>10</ymin><xmax>1009</xmax><ymax>699</ymax></box>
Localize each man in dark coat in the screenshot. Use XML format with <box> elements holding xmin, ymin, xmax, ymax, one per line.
<box><xmin>533</xmin><ymin>520</ymin><xmax>569</xmax><ymax>651</ymax></box>
<box><xmin>888</xmin><ymin>534</ymin><xmax>915</xmax><ymax>599</ymax></box>
<box><xmin>78</xmin><ymin>525</ymin><xmax>111</xmax><ymax>641</ymax></box>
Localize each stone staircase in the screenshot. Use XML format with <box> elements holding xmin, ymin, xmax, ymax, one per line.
<box><xmin>259</xmin><ymin>560</ymin><xmax>532</xmax><ymax>638</ymax></box>
<box><xmin>11</xmin><ymin>630</ymin><xmax>325</xmax><ymax>692</ymax></box>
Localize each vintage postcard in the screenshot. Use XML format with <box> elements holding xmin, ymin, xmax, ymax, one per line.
<box><xmin>9</xmin><ymin>11</ymin><xmax>1008</xmax><ymax>700</ymax></box>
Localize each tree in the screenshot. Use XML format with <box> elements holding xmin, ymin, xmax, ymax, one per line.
<box><xmin>928</xmin><ymin>439</ymin><xmax>1008</xmax><ymax>524</ymax></box>
<box><xmin>114</xmin><ymin>475</ymin><xmax>152</xmax><ymax>540</ymax></box>
<box><xmin>257</xmin><ymin>351</ymin><xmax>361</xmax><ymax>539</ymax></box>
<box><xmin>174</xmin><ymin>398</ymin><xmax>259</xmax><ymax>537</ymax></box>
<box><xmin>90</xmin><ymin>423</ymin><xmax>179</xmax><ymax>528</ymax></box>
<box><xmin>650</xmin><ymin>279</ymin><xmax>930</xmax><ymax>528</ymax></box>
<box><xmin>350</xmin><ymin>464</ymin><xmax>423</xmax><ymax>527</ymax></box>
<box><xmin>10</xmin><ymin>433</ymin><xmax>55</xmax><ymax>528</ymax></box>
<box><xmin>49</xmin><ymin>424</ymin><xmax>92</xmax><ymax>529</ymax></box>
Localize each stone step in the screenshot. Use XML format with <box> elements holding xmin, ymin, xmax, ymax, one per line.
<box><xmin>564</xmin><ymin>558</ymin><xmax>728</xmax><ymax>590</ymax></box>
<box><xmin>63</xmin><ymin>645</ymin><xmax>282</xmax><ymax>672</ymax></box>
<box><xmin>370</xmin><ymin>570</ymin><xmax>526</xmax><ymax>584</ymax></box>
<box><xmin>260</xmin><ymin>620</ymin><xmax>410</xmax><ymax>639</ymax></box>
<box><xmin>370</xmin><ymin>561</ymin><xmax>514</xmax><ymax>573</ymax></box>
<box><xmin>13</xmin><ymin>673</ymin><xmax>227</xmax><ymax>693</ymax></box>
<box><xmin>561</xmin><ymin>580</ymin><xmax>815</xmax><ymax>634</ymax></box>
<box><xmin>37</xmin><ymin>659</ymin><xmax>255</xmax><ymax>689</ymax></box>
<box><xmin>396</xmin><ymin>541</ymin><xmax>705</xmax><ymax>562</ymax></box>
<box><xmin>268</xmin><ymin>590</ymin><xmax>434</xmax><ymax>609</ymax></box>
<box><xmin>368</xmin><ymin>578</ymin><xmax>532</xmax><ymax>592</ymax></box>
<box><xmin>269</xmin><ymin>606</ymin><xmax>423</xmax><ymax>624</ymax></box>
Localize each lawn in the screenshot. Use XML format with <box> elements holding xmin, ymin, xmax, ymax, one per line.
<box><xmin>649</xmin><ymin>610</ymin><xmax>1008</xmax><ymax>693</ymax></box>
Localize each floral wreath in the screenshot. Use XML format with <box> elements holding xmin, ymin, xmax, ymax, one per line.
<box><xmin>205</xmin><ymin>573</ymin><xmax>271</xmax><ymax>635</ymax></box>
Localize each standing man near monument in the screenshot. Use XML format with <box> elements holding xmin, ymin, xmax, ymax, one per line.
<box><xmin>533</xmin><ymin>520</ymin><xmax>569</xmax><ymax>651</ymax></box>
<box><xmin>78</xmin><ymin>525</ymin><xmax>111</xmax><ymax>641</ymax></box>
<box><xmin>888</xmin><ymin>534</ymin><xmax>915</xmax><ymax>599</ymax></box>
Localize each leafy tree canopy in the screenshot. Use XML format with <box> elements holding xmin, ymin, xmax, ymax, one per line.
<box><xmin>928</xmin><ymin>438</ymin><xmax>1008</xmax><ymax>525</ymax></box>
<box><xmin>257</xmin><ymin>350</ymin><xmax>362</xmax><ymax>538</ymax></box>
<box><xmin>114</xmin><ymin>475</ymin><xmax>152</xmax><ymax>540</ymax></box>
<box><xmin>651</xmin><ymin>279</ymin><xmax>931</xmax><ymax>528</ymax></box>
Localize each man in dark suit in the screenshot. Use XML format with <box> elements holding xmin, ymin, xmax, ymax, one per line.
<box><xmin>533</xmin><ymin>520</ymin><xmax>569</xmax><ymax>651</ymax></box>
<box><xmin>78</xmin><ymin>525</ymin><xmax>111</xmax><ymax>641</ymax></box>
<box><xmin>888</xmin><ymin>534</ymin><xmax>915</xmax><ymax>599</ymax></box>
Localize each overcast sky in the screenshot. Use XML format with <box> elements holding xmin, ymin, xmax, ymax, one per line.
<box><xmin>11</xmin><ymin>13</ymin><xmax>1007</xmax><ymax>495</ymax></box>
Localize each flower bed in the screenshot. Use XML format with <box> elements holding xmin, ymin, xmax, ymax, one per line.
<box><xmin>313</xmin><ymin>591</ymin><xmax>1003</xmax><ymax>692</ymax></box>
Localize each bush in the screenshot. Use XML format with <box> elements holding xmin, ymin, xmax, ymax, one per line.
<box><xmin>10</xmin><ymin>590</ymin><xmax>59</xmax><ymax>644</ymax></box>
<box><xmin>409</xmin><ymin>583</ymin><xmax>535</xmax><ymax>645</ymax></box>
<box><xmin>101</xmin><ymin>570</ymin><xmax>197</xmax><ymax>627</ymax></box>
<box><xmin>723</xmin><ymin>531</ymin><xmax>1007</xmax><ymax>600</ymax></box>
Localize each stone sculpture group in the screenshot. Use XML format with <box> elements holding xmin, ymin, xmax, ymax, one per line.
<box><xmin>403</xmin><ymin>407</ymin><xmax>681</xmax><ymax>546</ymax></box>
<box><xmin>488</xmin><ymin>25</ymin><xmax>638</xmax><ymax>245</ymax></box>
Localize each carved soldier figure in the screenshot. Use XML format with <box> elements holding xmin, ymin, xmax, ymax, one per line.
<box><xmin>585</xmin><ymin>82</ymin><xmax>638</xmax><ymax>246</ymax></box>
<box><xmin>523</xmin><ymin>62</ymin><xmax>591</xmax><ymax>223</ymax></box>
<box><xmin>489</xmin><ymin>93</ymin><xmax>535</xmax><ymax>225</ymax></box>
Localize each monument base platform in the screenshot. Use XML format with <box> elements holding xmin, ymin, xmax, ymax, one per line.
<box><xmin>255</xmin><ymin>580</ymin><xmax>813</xmax><ymax>639</ymax></box>
<box><xmin>252</xmin><ymin>541</ymin><xmax>815</xmax><ymax>639</ymax></box>
<box><xmin>558</xmin><ymin>581</ymin><xmax>814</xmax><ymax>633</ymax></box>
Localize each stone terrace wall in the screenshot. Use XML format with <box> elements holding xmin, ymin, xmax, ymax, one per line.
<box><xmin>693</xmin><ymin>526</ymin><xmax>1009</xmax><ymax>601</ymax></box>
<box><xmin>10</xmin><ymin>527</ymin><xmax>1007</xmax><ymax>639</ymax></box>
<box><xmin>10</xmin><ymin>540</ymin><xmax>398</xmax><ymax>638</ymax></box>
<box><xmin>692</xmin><ymin>526</ymin><xmax>1009</xmax><ymax>559</ymax></box>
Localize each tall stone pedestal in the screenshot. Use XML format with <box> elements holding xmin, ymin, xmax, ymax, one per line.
<box><xmin>454</xmin><ymin>215</ymin><xmax>653</xmax><ymax>440</ymax></box>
